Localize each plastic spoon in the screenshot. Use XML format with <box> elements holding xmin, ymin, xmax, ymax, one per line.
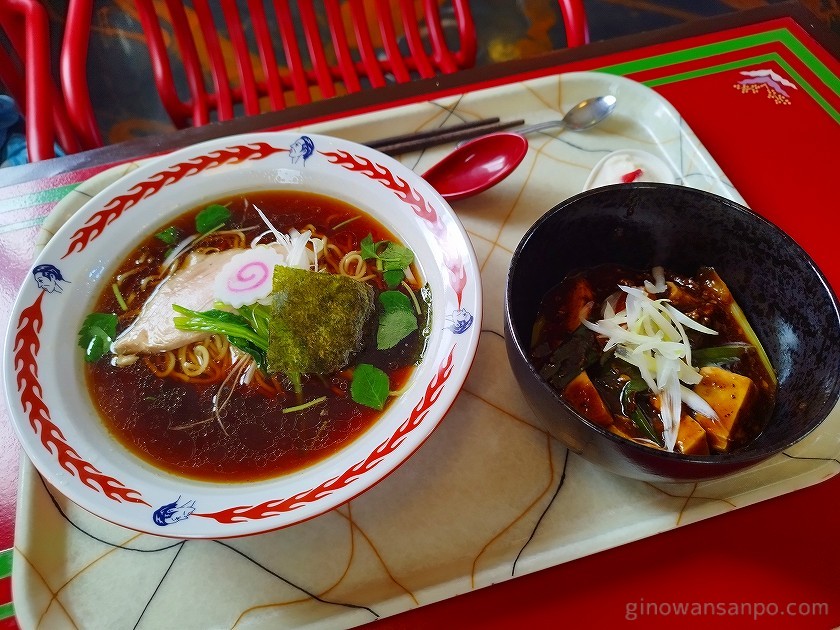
<box><xmin>423</xmin><ymin>95</ymin><xmax>617</xmax><ymax>201</ymax></box>
<box><xmin>422</xmin><ymin>132</ymin><xmax>529</xmax><ymax>202</ymax></box>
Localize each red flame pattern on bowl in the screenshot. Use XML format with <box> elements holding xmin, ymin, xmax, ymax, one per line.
<box><xmin>11</xmin><ymin>293</ymin><xmax>149</xmax><ymax>505</ymax></box>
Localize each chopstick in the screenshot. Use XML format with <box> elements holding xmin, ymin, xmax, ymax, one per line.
<box><xmin>367</xmin><ymin>117</ymin><xmax>526</xmax><ymax>156</ymax></box>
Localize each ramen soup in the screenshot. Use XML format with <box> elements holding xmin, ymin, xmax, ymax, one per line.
<box><xmin>530</xmin><ymin>265</ymin><xmax>776</xmax><ymax>455</ymax></box>
<box><xmin>81</xmin><ymin>191</ymin><xmax>429</xmax><ymax>482</ymax></box>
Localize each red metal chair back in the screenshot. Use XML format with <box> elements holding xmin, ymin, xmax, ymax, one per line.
<box><xmin>54</xmin><ymin>1</ymin><xmax>588</xmax><ymax>157</ymax></box>
<box><xmin>560</xmin><ymin>0</ymin><xmax>589</xmax><ymax>48</ymax></box>
<box><xmin>129</xmin><ymin>0</ymin><xmax>479</xmax><ymax>129</ymax></box>
<box><xmin>0</xmin><ymin>0</ymin><xmax>83</xmax><ymax>162</ymax></box>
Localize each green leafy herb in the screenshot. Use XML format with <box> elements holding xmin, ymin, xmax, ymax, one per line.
<box><xmin>383</xmin><ymin>268</ymin><xmax>405</xmax><ymax>288</ymax></box>
<box><xmin>172</xmin><ymin>305</ymin><xmax>268</xmax><ymax>369</ymax></box>
<box><xmin>195</xmin><ymin>204</ymin><xmax>231</xmax><ymax>234</ymax></box>
<box><xmin>539</xmin><ymin>325</ymin><xmax>600</xmax><ymax>391</ymax></box>
<box><xmin>692</xmin><ymin>343</ymin><xmax>752</xmax><ymax>367</ymax></box>
<box><xmin>376</xmin><ymin>241</ymin><xmax>414</xmax><ymax>271</ymax></box>
<box><xmin>350</xmin><ymin>363</ymin><xmax>389</xmax><ymax>410</ymax></box>
<box><xmin>237</xmin><ymin>302</ymin><xmax>271</xmax><ymax>341</ymax></box>
<box><xmin>360</xmin><ymin>234</ymin><xmax>415</xmax><ymax>285</ymax></box>
<box><xmin>155</xmin><ymin>226</ymin><xmax>180</xmax><ymax>245</ymax></box>
<box><xmin>78</xmin><ymin>312</ymin><xmax>118</xmax><ymax>362</ymax></box>
<box><xmin>377</xmin><ymin>290</ymin><xmax>418</xmax><ymax>350</ymax></box>
<box><xmin>619</xmin><ymin>378</ymin><xmax>664</xmax><ymax>447</ymax></box>
<box><xmin>360</xmin><ymin>234</ymin><xmax>379</xmax><ymax>260</ymax></box>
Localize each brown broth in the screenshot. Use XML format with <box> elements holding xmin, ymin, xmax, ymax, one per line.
<box><xmin>85</xmin><ymin>191</ymin><xmax>426</xmax><ymax>482</ymax></box>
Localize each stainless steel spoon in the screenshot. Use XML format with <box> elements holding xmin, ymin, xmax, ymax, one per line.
<box><xmin>514</xmin><ymin>94</ymin><xmax>617</xmax><ymax>135</ymax></box>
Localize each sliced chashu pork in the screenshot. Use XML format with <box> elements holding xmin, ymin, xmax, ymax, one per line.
<box><xmin>112</xmin><ymin>248</ymin><xmax>245</xmax><ymax>359</ymax></box>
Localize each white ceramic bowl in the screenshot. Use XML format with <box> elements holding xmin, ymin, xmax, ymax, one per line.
<box><xmin>4</xmin><ymin>132</ymin><xmax>481</xmax><ymax>538</ymax></box>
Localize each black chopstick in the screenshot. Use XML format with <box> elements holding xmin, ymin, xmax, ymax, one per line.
<box><xmin>367</xmin><ymin>117</ymin><xmax>502</xmax><ymax>148</ymax></box>
<box><xmin>368</xmin><ymin>117</ymin><xmax>526</xmax><ymax>156</ymax></box>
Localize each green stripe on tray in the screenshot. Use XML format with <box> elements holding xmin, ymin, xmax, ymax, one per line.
<box><xmin>0</xmin><ymin>184</ymin><xmax>79</xmax><ymax>215</ymax></box>
<box><xmin>598</xmin><ymin>28</ymin><xmax>840</xmax><ymax>93</ymax></box>
<box><xmin>0</xmin><ymin>549</ymin><xmax>11</xmax><ymax>579</ymax></box>
<box><xmin>0</xmin><ymin>602</ymin><xmax>13</xmax><ymax>621</ymax></box>
<box><xmin>0</xmin><ymin>550</ymin><xmax>14</xmax><ymax>621</ymax></box>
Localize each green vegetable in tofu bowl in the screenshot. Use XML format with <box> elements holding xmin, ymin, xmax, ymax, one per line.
<box><xmin>530</xmin><ymin>264</ymin><xmax>776</xmax><ymax>455</ymax></box>
<box><xmin>77</xmin><ymin>191</ymin><xmax>430</xmax><ymax>482</ymax></box>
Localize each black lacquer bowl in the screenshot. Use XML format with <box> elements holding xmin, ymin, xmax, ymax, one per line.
<box><xmin>504</xmin><ymin>183</ymin><xmax>840</xmax><ymax>482</ymax></box>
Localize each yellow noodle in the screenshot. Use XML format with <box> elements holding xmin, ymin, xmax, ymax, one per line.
<box><xmin>115</xmin><ymin>267</ymin><xmax>143</xmax><ymax>285</ymax></box>
<box><xmin>180</xmin><ymin>344</ymin><xmax>210</xmax><ymax>377</ymax></box>
<box><xmin>139</xmin><ymin>274</ymin><xmax>161</xmax><ymax>292</ymax></box>
<box><xmin>144</xmin><ymin>352</ymin><xmax>176</xmax><ymax>378</ymax></box>
<box><xmin>339</xmin><ymin>251</ymin><xmax>375</xmax><ymax>282</ymax></box>
<box><xmin>322</xmin><ymin>242</ymin><xmax>344</xmax><ymax>274</ymax></box>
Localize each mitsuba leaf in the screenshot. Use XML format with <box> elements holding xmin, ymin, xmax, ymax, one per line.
<box><xmin>377</xmin><ymin>242</ymin><xmax>413</xmax><ymax>271</ymax></box>
<box><xmin>359</xmin><ymin>234</ymin><xmax>414</xmax><ymax>272</ymax></box>
<box><xmin>382</xmin><ymin>268</ymin><xmax>405</xmax><ymax>288</ymax></box>
<box><xmin>195</xmin><ymin>204</ymin><xmax>231</xmax><ymax>233</ymax></box>
<box><xmin>267</xmin><ymin>266</ymin><xmax>376</xmax><ymax>377</ymax></box>
<box><xmin>155</xmin><ymin>226</ymin><xmax>180</xmax><ymax>245</ymax></box>
<box><xmin>78</xmin><ymin>312</ymin><xmax>118</xmax><ymax>362</ymax></box>
<box><xmin>360</xmin><ymin>234</ymin><xmax>378</xmax><ymax>261</ymax></box>
<box><xmin>350</xmin><ymin>363</ymin><xmax>389</xmax><ymax>410</ymax></box>
<box><xmin>377</xmin><ymin>290</ymin><xmax>418</xmax><ymax>350</ymax></box>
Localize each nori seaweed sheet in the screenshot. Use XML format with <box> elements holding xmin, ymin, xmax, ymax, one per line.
<box><xmin>267</xmin><ymin>267</ymin><xmax>376</xmax><ymax>376</ymax></box>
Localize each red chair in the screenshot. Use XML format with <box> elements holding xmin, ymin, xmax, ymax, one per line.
<box><xmin>56</xmin><ymin>1</ymin><xmax>588</xmax><ymax>155</ymax></box>
<box><xmin>560</xmin><ymin>0</ymin><xmax>589</xmax><ymax>48</ymax></box>
<box><xmin>60</xmin><ymin>0</ymin><xmax>102</xmax><ymax>150</ymax></box>
<box><xmin>127</xmin><ymin>0</ymin><xmax>479</xmax><ymax>129</ymax></box>
<box><xmin>0</xmin><ymin>0</ymin><xmax>82</xmax><ymax>162</ymax></box>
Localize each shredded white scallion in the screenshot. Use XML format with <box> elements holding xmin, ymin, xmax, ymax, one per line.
<box><xmin>680</xmin><ymin>385</ymin><xmax>719</xmax><ymax>421</ymax></box>
<box><xmin>583</xmin><ymin>270</ymin><xmax>719</xmax><ymax>451</ymax></box>
<box><xmin>161</xmin><ymin>233</ymin><xmax>199</xmax><ymax>270</ymax></box>
<box><xmin>249</xmin><ymin>204</ymin><xmax>325</xmax><ymax>272</ymax></box>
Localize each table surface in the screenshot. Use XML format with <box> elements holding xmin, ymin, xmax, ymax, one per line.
<box><xmin>2</xmin><ymin>2</ymin><xmax>839</xmax><ymax>628</ymax></box>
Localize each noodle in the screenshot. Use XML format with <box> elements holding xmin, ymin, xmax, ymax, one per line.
<box><xmin>144</xmin><ymin>352</ymin><xmax>176</xmax><ymax>378</ymax></box>
<box><xmin>180</xmin><ymin>344</ymin><xmax>210</xmax><ymax>377</ymax></box>
<box><xmin>141</xmin><ymin>335</ymin><xmax>233</xmax><ymax>384</ymax></box>
<box><xmin>116</xmin><ymin>267</ymin><xmax>143</xmax><ymax>284</ymax></box>
<box><xmin>339</xmin><ymin>251</ymin><xmax>374</xmax><ymax>281</ymax></box>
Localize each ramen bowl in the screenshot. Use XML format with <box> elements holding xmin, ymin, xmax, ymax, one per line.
<box><xmin>504</xmin><ymin>183</ymin><xmax>840</xmax><ymax>482</ymax></box>
<box><xmin>4</xmin><ymin>132</ymin><xmax>481</xmax><ymax>537</ymax></box>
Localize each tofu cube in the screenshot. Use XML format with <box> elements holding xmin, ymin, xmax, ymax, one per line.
<box><xmin>693</xmin><ymin>366</ymin><xmax>756</xmax><ymax>452</ymax></box>
<box><xmin>564</xmin><ymin>371</ymin><xmax>613</xmax><ymax>427</ymax></box>
<box><xmin>675</xmin><ymin>414</ymin><xmax>710</xmax><ymax>455</ymax></box>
